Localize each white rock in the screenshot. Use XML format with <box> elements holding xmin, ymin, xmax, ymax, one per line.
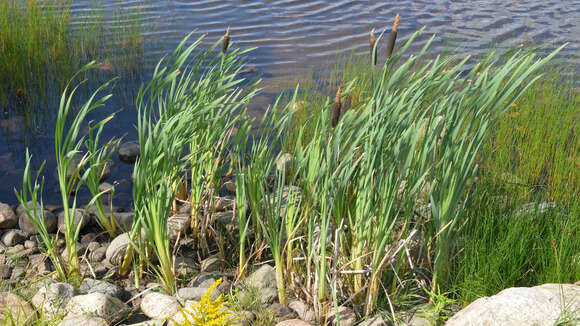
<box><xmin>58</xmin><ymin>315</ymin><xmax>108</xmax><ymax>326</ymax></box>
<box><xmin>446</xmin><ymin>283</ymin><xmax>580</xmax><ymax>326</ymax></box>
<box><xmin>140</xmin><ymin>292</ymin><xmax>180</xmax><ymax>320</ymax></box>
<box><xmin>32</xmin><ymin>282</ymin><xmax>77</xmax><ymax>318</ymax></box>
<box><xmin>65</xmin><ymin>293</ymin><xmax>129</xmax><ymax>323</ymax></box>
<box><xmin>105</xmin><ymin>232</ymin><xmax>130</xmax><ymax>265</ymax></box>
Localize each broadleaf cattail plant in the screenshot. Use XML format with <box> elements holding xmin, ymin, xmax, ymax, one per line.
<box><xmin>331</xmin><ymin>86</ymin><xmax>342</xmax><ymax>127</ymax></box>
<box><xmin>386</xmin><ymin>14</ymin><xmax>400</xmax><ymax>58</ymax></box>
<box><xmin>222</xmin><ymin>26</ymin><xmax>231</xmax><ymax>54</ymax></box>
<box><xmin>370</xmin><ymin>28</ymin><xmax>377</xmax><ymax>65</ymax></box>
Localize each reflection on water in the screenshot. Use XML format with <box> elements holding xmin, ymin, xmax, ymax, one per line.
<box><xmin>1</xmin><ymin>0</ymin><xmax>579</xmax><ymax>205</ymax></box>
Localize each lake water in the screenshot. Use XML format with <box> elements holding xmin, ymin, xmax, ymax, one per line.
<box><xmin>1</xmin><ymin>0</ymin><xmax>579</xmax><ymax>205</ymax></box>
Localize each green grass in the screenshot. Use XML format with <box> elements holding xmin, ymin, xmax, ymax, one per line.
<box><xmin>12</xmin><ymin>27</ymin><xmax>578</xmax><ymax>325</ymax></box>
<box><xmin>0</xmin><ymin>0</ymin><xmax>144</xmax><ymax>116</ymax></box>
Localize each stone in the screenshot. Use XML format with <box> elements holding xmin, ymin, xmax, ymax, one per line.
<box><xmin>237</xmin><ymin>310</ymin><xmax>256</xmax><ymax>326</ymax></box>
<box><xmin>167</xmin><ymin>213</ymin><xmax>190</xmax><ymax>241</ymax></box>
<box><xmin>200</xmin><ymin>255</ymin><xmax>220</xmax><ymax>273</ymax></box>
<box><xmin>288</xmin><ymin>300</ymin><xmax>315</xmax><ymax>322</ymax></box>
<box><xmin>24</xmin><ymin>239</ymin><xmax>37</xmax><ymax>249</ymax></box>
<box><xmin>359</xmin><ymin>315</ymin><xmax>388</xmax><ymax>326</ymax></box>
<box><xmin>260</xmin><ymin>287</ymin><xmax>278</xmax><ymax>304</ymax></box>
<box><xmin>65</xmin><ymin>293</ymin><xmax>129</xmax><ymax>324</ymax></box>
<box><xmin>174</xmin><ymin>256</ymin><xmax>198</xmax><ymax>276</ymax></box>
<box><xmin>446</xmin><ymin>283</ymin><xmax>580</xmax><ymax>326</ymax></box>
<box><xmin>275</xmin><ymin>320</ymin><xmax>313</xmax><ymax>326</ymax></box>
<box><xmin>214</xmin><ymin>211</ymin><xmax>234</xmax><ymax>225</ymax></box>
<box><xmin>80</xmin><ymin>278</ymin><xmax>124</xmax><ymax>299</ymax></box>
<box><xmin>246</xmin><ymin>264</ymin><xmax>276</xmax><ymax>289</ymax></box>
<box><xmin>28</xmin><ymin>253</ymin><xmax>52</xmax><ymax>276</ymax></box>
<box><xmin>177</xmin><ymin>286</ymin><xmax>220</xmax><ymax>301</ymax></box>
<box><xmin>98</xmin><ymin>182</ymin><xmax>114</xmax><ymax>193</ymax></box>
<box><xmin>105</xmin><ymin>232</ymin><xmax>130</xmax><ymax>265</ymax></box>
<box><xmin>17</xmin><ymin>201</ymin><xmax>57</xmax><ymax>234</ymax></box>
<box><xmin>326</xmin><ymin>305</ymin><xmax>356</xmax><ymax>326</ymax></box>
<box><xmin>65</xmin><ymin>154</ymin><xmax>85</xmax><ymax>179</ymax></box>
<box><xmin>89</xmin><ymin>246</ymin><xmax>107</xmax><ymax>263</ymax></box>
<box><xmin>10</xmin><ymin>261</ymin><xmax>25</xmax><ymax>280</ymax></box>
<box><xmin>269</xmin><ymin>303</ymin><xmax>297</xmax><ymax>318</ymax></box>
<box><xmin>2</xmin><ymin>229</ymin><xmax>26</xmax><ymax>246</ymax></box>
<box><xmin>140</xmin><ymin>292</ymin><xmax>180</xmax><ymax>320</ymax></box>
<box><xmin>118</xmin><ymin>141</ymin><xmax>140</xmax><ymax>163</ymax></box>
<box><xmin>214</xmin><ymin>196</ymin><xmax>235</xmax><ymax>212</ymax></box>
<box><xmin>112</xmin><ymin>212</ymin><xmax>135</xmax><ymax>231</ymax></box>
<box><xmin>514</xmin><ymin>202</ymin><xmax>557</xmax><ymax>218</ymax></box>
<box><xmin>276</xmin><ymin>153</ymin><xmax>294</xmax><ymax>173</ymax></box>
<box><xmin>100</xmin><ymin>160</ymin><xmax>113</xmax><ymax>181</ymax></box>
<box><xmin>0</xmin><ymin>203</ymin><xmax>17</xmax><ymax>229</ymax></box>
<box><xmin>32</xmin><ymin>282</ymin><xmax>77</xmax><ymax>317</ymax></box>
<box><xmin>0</xmin><ymin>292</ymin><xmax>35</xmax><ymax>324</ymax></box>
<box><xmin>57</xmin><ymin>209</ymin><xmax>88</xmax><ymax>233</ymax></box>
<box><xmin>188</xmin><ymin>275</ymin><xmax>216</xmax><ymax>288</ymax></box>
<box><xmin>58</xmin><ymin>315</ymin><xmax>108</xmax><ymax>326</ymax></box>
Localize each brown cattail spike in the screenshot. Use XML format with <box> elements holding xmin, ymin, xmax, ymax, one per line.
<box><xmin>370</xmin><ymin>28</ymin><xmax>377</xmax><ymax>65</ymax></box>
<box><xmin>387</xmin><ymin>14</ymin><xmax>399</xmax><ymax>58</ymax></box>
<box><xmin>331</xmin><ymin>87</ymin><xmax>342</xmax><ymax>127</ymax></box>
<box><xmin>222</xmin><ymin>26</ymin><xmax>230</xmax><ymax>54</ymax></box>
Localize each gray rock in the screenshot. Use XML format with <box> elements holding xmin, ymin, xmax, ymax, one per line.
<box><xmin>24</xmin><ymin>239</ymin><xmax>37</xmax><ymax>249</ymax></box>
<box><xmin>167</xmin><ymin>213</ymin><xmax>190</xmax><ymax>241</ymax></box>
<box><xmin>445</xmin><ymin>283</ymin><xmax>580</xmax><ymax>326</ymax></box>
<box><xmin>259</xmin><ymin>287</ymin><xmax>278</xmax><ymax>304</ymax></box>
<box><xmin>200</xmin><ymin>255</ymin><xmax>220</xmax><ymax>273</ymax></box>
<box><xmin>66</xmin><ymin>154</ymin><xmax>85</xmax><ymax>179</ymax></box>
<box><xmin>0</xmin><ymin>292</ymin><xmax>35</xmax><ymax>324</ymax></box>
<box><xmin>0</xmin><ymin>263</ymin><xmax>12</xmax><ymax>279</ymax></box>
<box><xmin>214</xmin><ymin>211</ymin><xmax>234</xmax><ymax>225</ymax></box>
<box><xmin>268</xmin><ymin>303</ymin><xmax>296</xmax><ymax>318</ymax></box>
<box><xmin>28</xmin><ymin>254</ymin><xmax>52</xmax><ymax>276</ymax></box>
<box><xmin>246</xmin><ymin>264</ymin><xmax>276</xmax><ymax>290</ymax></box>
<box><xmin>32</xmin><ymin>282</ymin><xmax>77</xmax><ymax>318</ymax></box>
<box><xmin>17</xmin><ymin>201</ymin><xmax>57</xmax><ymax>234</ymax></box>
<box><xmin>80</xmin><ymin>278</ymin><xmax>123</xmax><ymax>299</ymax></box>
<box><xmin>275</xmin><ymin>320</ymin><xmax>313</xmax><ymax>326</ymax></box>
<box><xmin>105</xmin><ymin>232</ymin><xmax>130</xmax><ymax>265</ymax></box>
<box><xmin>58</xmin><ymin>315</ymin><xmax>108</xmax><ymax>326</ymax></box>
<box><xmin>65</xmin><ymin>293</ymin><xmax>129</xmax><ymax>324</ymax></box>
<box><xmin>89</xmin><ymin>246</ymin><xmax>107</xmax><ymax>263</ymax></box>
<box><xmin>359</xmin><ymin>315</ymin><xmax>388</xmax><ymax>326</ymax></box>
<box><xmin>174</xmin><ymin>256</ymin><xmax>197</xmax><ymax>276</ymax></box>
<box><xmin>188</xmin><ymin>275</ymin><xmax>216</xmax><ymax>288</ymax></box>
<box><xmin>288</xmin><ymin>300</ymin><xmax>315</xmax><ymax>322</ymax></box>
<box><xmin>177</xmin><ymin>286</ymin><xmax>220</xmax><ymax>301</ymax></box>
<box><xmin>118</xmin><ymin>142</ymin><xmax>140</xmax><ymax>163</ymax></box>
<box><xmin>140</xmin><ymin>292</ymin><xmax>180</xmax><ymax>320</ymax></box>
<box><xmin>237</xmin><ymin>310</ymin><xmax>256</xmax><ymax>326</ymax></box>
<box><xmin>514</xmin><ymin>202</ymin><xmax>557</xmax><ymax>218</ymax></box>
<box><xmin>326</xmin><ymin>305</ymin><xmax>356</xmax><ymax>326</ymax></box>
<box><xmin>10</xmin><ymin>261</ymin><xmax>26</xmax><ymax>280</ymax></box>
<box><xmin>57</xmin><ymin>209</ymin><xmax>88</xmax><ymax>233</ymax></box>
<box><xmin>0</xmin><ymin>203</ymin><xmax>17</xmax><ymax>229</ymax></box>
<box><xmin>98</xmin><ymin>182</ymin><xmax>114</xmax><ymax>193</ymax></box>
<box><xmin>2</xmin><ymin>229</ymin><xmax>26</xmax><ymax>246</ymax></box>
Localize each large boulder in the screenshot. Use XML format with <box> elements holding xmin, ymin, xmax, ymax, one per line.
<box><xmin>446</xmin><ymin>283</ymin><xmax>580</xmax><ymax>326</ymax></box>
<box><xmin>0</xmin><ymin>203</ymin><xmax>17</xmax><ymax>229</ymax></box>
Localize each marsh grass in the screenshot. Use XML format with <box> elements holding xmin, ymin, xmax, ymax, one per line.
<box><xmin>0</xmin><ymin>0</ymin><xmax>145</xmax><ymax>116</ymax></box>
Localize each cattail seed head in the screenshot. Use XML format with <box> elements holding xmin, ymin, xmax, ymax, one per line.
<box><xmin>370</xmin><ymin>28</ymin><xmax>377</xmax><ymax>65</ymax></box>
<box><xmin>222</xmin><ymin>26</ymin><xmax>230</xmax><ymax>54</ymax></box>
<box><xmin>331</xmin><ymin>87</ymin><xmax>342</xmax><ymax>127</ymax></box>
<box><xmin>387</xmin><ymin>14</ymin><xmax>400</xmax><ymax>58</ymax></box>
